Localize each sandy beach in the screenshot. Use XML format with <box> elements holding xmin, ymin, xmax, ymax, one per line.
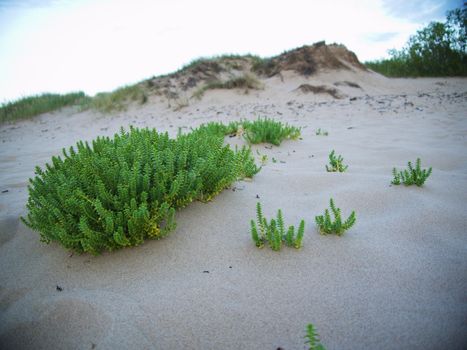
<box><xmin>0</xmin><ymin>65</ymin><xmax>466</xmax><ymax>349</ymax></box>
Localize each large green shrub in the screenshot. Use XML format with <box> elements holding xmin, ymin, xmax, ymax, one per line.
<box><xmin>22</xmin><ymin>126</ymin><xmax>259</xmax><ymax>254</ymax></box>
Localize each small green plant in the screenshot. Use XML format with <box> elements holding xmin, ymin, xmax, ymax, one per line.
<box><xmin>325</xmin><ymin>150</ymin><xmax>348</xmax><ymax>172</ymax></box>
<box><xmin>315</xmin><ymin>198</ymin><xmax>356</xmax><ymax>236</ymax></box>
<box><xmin>305</xmin><ymin>323</ymin><xmax>326</xmax><ymax>350</ymax></box>
<box><xmin>391</xmin><ymin>158</ymin><xmax>432</xmax><ymax>186</ymax></box>
<box><xmin>315</xmin><ymin>128</ymin><xmax>328</xmax><ymax>136</ymax></box>
<box><xmin>250</xmin><ymin>202</ymin><xmax>305</xmax><ymax>250</ymax></box>
<box><xmin>243</xmin><ymin>117</ymin><xmax>301</xmax><ymax>146</ymax></box>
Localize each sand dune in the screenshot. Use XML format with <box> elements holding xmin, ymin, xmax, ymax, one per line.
<box><xmin>0</xmin><ymin>57</ymin><xmax>466</xmax><ymax>350</ymax></box>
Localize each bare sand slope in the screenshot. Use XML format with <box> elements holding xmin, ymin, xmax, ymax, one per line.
<box><xmin>0</xmin><ymin>74</ymin><xmax>466</xmax><ymax>349</ymax></box>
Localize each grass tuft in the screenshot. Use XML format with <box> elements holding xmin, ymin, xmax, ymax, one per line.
<box><xmin>86</xmin><ymin>85</ymin><xmax>148</xmax><ymax>113</ymax></box>
<box><xmin>0</xmin><ymin>92</ymin><xmax>90</xmax><ymax>123</ymax></box>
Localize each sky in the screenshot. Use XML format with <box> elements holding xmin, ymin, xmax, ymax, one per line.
<box><xmin>0</xmin><ymin>0</ymin><xmax>462</xmax><ymax>102</ymax></box>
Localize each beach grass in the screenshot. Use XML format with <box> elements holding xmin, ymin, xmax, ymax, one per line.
<box><xmin>0</xmin><ymin>92</ymin><xmax>90</xmax><ymax>123</ymax></box>
<box><xmin>85</xmin><ymin>84</ymin><xmax>148</xmax><ymax>113</ymax></box>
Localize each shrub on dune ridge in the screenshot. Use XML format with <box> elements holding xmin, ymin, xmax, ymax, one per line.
<box><xmin>22</xmin><ymin>126</ymin><xmax>260</xmax><ymax>254</ymax></box>
<box><xmin>87</xmin><ymin>85</ymin><xmax>148</xmax><ymax>113</ymax></box>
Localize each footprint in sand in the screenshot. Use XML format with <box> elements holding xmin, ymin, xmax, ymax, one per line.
<box><xmin>0</xmin><ymin>216</ymin><xmax>19</xmax><ymax>246</ymax></box>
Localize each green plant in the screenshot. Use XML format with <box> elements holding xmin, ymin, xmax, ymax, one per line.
<box><xmin>305</xmin><ymin>323</ymin><xmax>326</xmax><ymax>350</ymax></box>
<box><xmin>365</xmin><ymin>6</ymin><xmax>466</xmax><ymax>77</ymax></box>
<box><xmin>193</xmin><ymin>121</ymin><xmax>240</xmax><ymax>137</ymax></box>
<box><xmin>0</xmin><ymin>92</ymin><xmax>90</xmax><ymax>123</ymax></box>
<box><xmin>325</xmin><ymin>150</ymin><xmax>348</xmax><ymax>172</ymax></box>
<box><xmin>315</xmin><ymin>198</ymin><xmax>356</xmax><ymax>236</ymax></box>
<box><xmin>392</xmin><ymin>158</ymin><xmax>432</xmax><ymax>187</ymax></box>
<box><xmin>194</xmin><ymin>118</ymin><xmax>301</xmax><ymax>146</ymax></box>
<box><xmin>242</xmin><ymin>117</ymin><xmax>301</xmax><ymax>146</ymax></box>
<box><xmin>22</xmin><ymin>126</ymin><xmax>260</xmax><ymax>255</ymax></box>
<box><xmin>234</xmin><ymin>145</ymin><xmax>261</xmax><ymax>179</ymax></box>
<box><xmin>315</xmin><ymin>128</ymin><xmax>328</xmax><ymax>136</ymax></box>
<box><xmin>250</xmin><ymin>202</ymin><xmax>305</xmax><ymax>250</ymax></box>
<box><xmin>87</xmin><ymin>85</ymin><xmax>148</xmax><ymax>113</ymax></box>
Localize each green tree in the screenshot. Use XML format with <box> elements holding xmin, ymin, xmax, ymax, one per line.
<box><xmin>366</xmin><ymin>5</ymin><xmax>467</xmax><ymax>77</ymax></box>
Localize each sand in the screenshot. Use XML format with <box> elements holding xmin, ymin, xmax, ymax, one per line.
<box><xmin>0</xmin><ymin>71</ymin><xmax>466</xmax><ymax>349</ymax></box>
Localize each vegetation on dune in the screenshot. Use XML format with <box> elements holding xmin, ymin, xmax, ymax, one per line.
<box><xmin>315</xmin><ymin>198</ymin><xmax>356</xmax><ymax>236</ymax></box>
<box><xmin>191</xmin><ymin>73</ymin><xmax>262</xmax><ymax>100</ymax></box>
<box><xmin>0</xmin><ymin>92</ymin><xmax>90</xmax><ymax>123</ymax></box>
<box><xmin>21</xmin><ymin>116</ymin><xmax>301</xmax><ymax>254</ymax></box>
<box><xmin>365</xmin><ymin>6</ymin><xmax>466</xmax><ymax>77</ymax></box>
<box><xmin>391</xmin><ymin>158</ymin><xmax>432</xmax><ymax>187</ymax></box>
<box><xmin>242</xmin><ymin>117</ymin><xmax>301</xmax><ymax>146</ymax></box>
<box><xmin>85</xmin><ymin>84</ymin><xmax>148</xmax><ymax>113</ymax></box>
<box><xmin>176</xmin><ymin>54</ymin><xmax>250</xmax><ymax>74</ymax></box>
<box><xmin>0</xmin><ymin>84</ymin><xmax>149</xmax><ymax>122</ymax></box>
<box><xmin>193</xmin><ymin>117</ymin><xmax>301</xmax><ymax>146</ymax></box>
<box><xmin>250</xmin><ymin>56</ymin><xmax>279</xmax><ymax>77</ymax></box>
<box><xmin>22</xmin><ymin>125</ymin><xmax>260</xmax><ymax>254</ymax></box>
<box><xmin>250</xmin><ymin>202</ymin><xmax>305</xmax><ymax>250</ymax></box>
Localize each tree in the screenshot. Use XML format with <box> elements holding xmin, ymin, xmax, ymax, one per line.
<box><xmin>365</xmin><ymin>5</ymin><xmax>467</xmax><ymax>77</ymax></box>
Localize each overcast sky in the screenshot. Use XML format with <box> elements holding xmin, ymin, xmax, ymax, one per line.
<box><xmin>0</xmin><ymin>0</ymin><xmax>462</xmax><ymax>101</ymax></box>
